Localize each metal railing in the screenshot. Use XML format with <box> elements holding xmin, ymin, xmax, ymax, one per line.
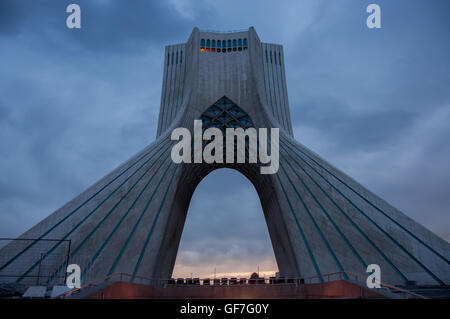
<box><xmin>60</xmin><ymin>271</ymin><xmax>428</xmax><ymax>299</ymax></box>
<box><xmin>340</xmin><ymin>271</ymin><xmax>428</xmax><ymax>299</ymax></box>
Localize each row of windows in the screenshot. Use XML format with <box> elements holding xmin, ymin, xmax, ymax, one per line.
<box><xmin>265</xmin><ymin>49</ymin><xmax>282</xmax><ymax>65</ymax></box>
<box><xmin>167</xmin><ymin>50</ymin><xmax>183</xmax><ymax>66</ymax></box>
<box><xmin>200</xmin><ymin>38</ymin><xmax>248</xmax><ymax>53</ymax></box>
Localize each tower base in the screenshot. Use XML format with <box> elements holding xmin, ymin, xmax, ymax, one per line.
<box><xmin>86</xmin><ymin>280</ymin><xmax>385</xmax><ymax>299</ymax></box>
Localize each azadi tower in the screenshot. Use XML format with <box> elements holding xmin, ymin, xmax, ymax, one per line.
<box><xmin>0</xmin><ymin>27</ymin><xmax>448</xmax><ymax>288</ymax></box>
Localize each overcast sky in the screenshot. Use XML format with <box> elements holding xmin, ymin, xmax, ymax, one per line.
<box><xmin>0</xmin><ymin>0</ymin><xmax>449</xmax><ymax>278</ymax></box>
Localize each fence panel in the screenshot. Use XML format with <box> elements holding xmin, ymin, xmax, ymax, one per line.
<box><xmin>0</xmin><ymin>238</ymin><xmax>71</xmax><ymax>285</ymax></box>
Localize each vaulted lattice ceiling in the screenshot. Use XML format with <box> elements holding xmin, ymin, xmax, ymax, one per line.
<box><xmin>200</xmin><ymin>96</ymin><xmax>254</xmax><ymax>132</ymax></box>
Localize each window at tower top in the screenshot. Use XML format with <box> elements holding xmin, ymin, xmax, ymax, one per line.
<box><xmin>199</xmin><ymin>38</ymin><xmax>249</xmax><ymax>53</ymax></box>
<box><xmin>200</xmin><ymin>39</ymin><xmax>205</xmax><ymax>52</ymax></box>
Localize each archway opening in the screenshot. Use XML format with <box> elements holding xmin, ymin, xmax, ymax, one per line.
<box><xmin>172</xmin><ymin>168</ymin><xmax>278</xmax><ymax>280</ymax></box>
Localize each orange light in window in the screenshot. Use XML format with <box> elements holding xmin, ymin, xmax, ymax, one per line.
<box><xmin>206</xmin><ymin>48</ymin><xmax>210</xmax><ymax>52</ymax></box>
<box><xmin>200</xmin><ymin>48</ymin><xmax>205</xmax><ymax>52</ymax></box>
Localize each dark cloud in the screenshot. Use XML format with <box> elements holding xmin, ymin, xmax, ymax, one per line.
<box><xmin>0</xmin><ymin>0</ymin><xmax>202</xmax><ymax>54</ymax></box>
<box><xmin>0</xmin><ymin>0</ymin><xmax>26</xmax><ymax>35</ymax></box>
<box><xmin>292</xmin><ymin>96</ymin><xmax>417</xmax><ymax>152</ymax></box>
<box><xmin>0</xmin><ymin>0</ymin><xmax>449</xmax><ymax>277</ymax></box>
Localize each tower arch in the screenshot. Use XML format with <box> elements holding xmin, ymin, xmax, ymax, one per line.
<box><xmin>0</xmin><ymin>27</ymin><xmax>448</xmax><ymax>289</ymax></box>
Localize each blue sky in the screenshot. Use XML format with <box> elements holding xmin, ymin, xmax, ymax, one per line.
<box><xmin>0</xmin><ymin>0</ymin><xmax>449</xmax><ymax>278</ymax></box>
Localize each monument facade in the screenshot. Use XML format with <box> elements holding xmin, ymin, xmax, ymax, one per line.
<box><xmin>0</xmin><ymin>28</ymin><xmax>448</xmax><ymax>288</ymax></box>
